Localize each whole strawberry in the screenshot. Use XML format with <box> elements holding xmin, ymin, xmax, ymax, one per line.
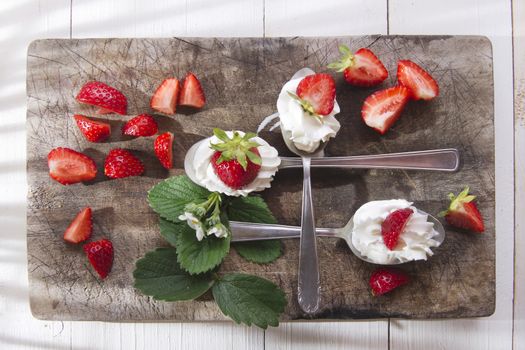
<box><xmin>288</xmin><ymin>73</ymin><xmax>336</xmax><ymax>117</ymax></box>
<box><xmin>328</xmin><ymin>45</ymin><xmax>388</xmax><ymax>87</ymax></box>
<box><xmin>83</xmin><ymin>239</ymin><xmax>113</xmax><ymax>279</ymax></box>
<box><xmin>369</xmin><ymin>268</ymin><xmax>409</xmax><ymax>296</ymax></box>
<box><xmin>104</xmin><ymin>149</ymin><xmax>144</xmax><ymax>179</ymax></box>
<box><xmin>122</xmin><ymin>114</ymin><xmax>158</xmax><ymax>137</ymax></box>
<box><xmin>76</xmin><ymin>81</ymin><xmax>127</xmax><ymax>115</ymax></box>
<box><xmin>210</xmin><ymin>129</ymin><xmax>261</xmax><ymax>189</ymax></box>
<box><xmin>440</xmin><ymin>187</ymin><xmax>484</xmax><ymax>233</ymax></box>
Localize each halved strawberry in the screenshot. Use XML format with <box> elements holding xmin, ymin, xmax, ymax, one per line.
<box><xmin>122</xmin><ymin>114</ymin><xmax>158</xmax><ymax>137</ymax></box>
<box><xmin>361</xmin><ymin>85</ymin><xmax>410</xmax><ymax>134</ymax></box>
<box><xmin>179</xmin><ymin>72</ymin><xmax>206</xmax><ymax>108</ymax></box>
<box><xmin>63</xmin><ymin>207</ymin><xmax>92</xmax><ymax>244</ymax></box>
<box><xmin>83</xmin><ymin>239</ymin><xmax>113</xmax><ymax>279</ymax></box>
<box><xmin>440</xmin><ymin>187</ymin><xmax>484</xmax><ymax>233</ymax></box>
<box><xmin>381</xmin><ymin>208</ymin><xmax>413</xmax><ymax>250</ymax></box>
<box><xmin>76</xmin><ymin>81</ymin><xmax>127</xmax><ymax>115</ymax></box>
<box><xmin>397</xmin><ymin>60</ymin><xmax>439</xmax><ymax>100</ymax></box>
<box><xmin>150</xmin><ymin>78</ymin><xmax>180</xmax><ymax>115</ymax></box>
<box><xmin>48</xmin><ymin>147</ymin><xmax>97</xmax><ymax>185</ymax></box>
<box><xmin>370</xmin><ymin>268</ymin><xmax>409</xmax><ymax>296</ymax></box>
<box><xmin>290</xmin><ymin>73</ymin><xmax>336</xmax><ymax>116</ymax></box>
<box><xmin>328</xmin><ymin>45</ymin><xmax>388</xmax><ymax>87</ymax></box>
<box><xmin>154</xmin><ymin>132</ymin><xmax>174</xmax><ymax>169</ymax></box>
<box><xmin>73</xmin><ymin>114</ymin><xmax>111</xmax><ymax>142</ymax></box>
<box><xmin>210</xmin><ymin>129</ymin><xmax>261</xmax><ymax>189</ymax></box>
<box><xmin>104</xmin><ymin>149</ymin><xmax>144</xmax><ymax>179</ymax></box>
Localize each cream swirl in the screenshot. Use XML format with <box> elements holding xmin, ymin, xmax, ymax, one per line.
<box><xmin>351</xmin><ymin>199</ymin><xmax>440</xmax><ymax>264</ymax></box>
<box><xmin>191</xmin><ymin>131</ymin><xmax>281</xmax><ymax>197</ymax></box>
<box><xmin>276</xmin><ymin>68</ymin><xmax>341</xmax><ymax>153</ymax></box>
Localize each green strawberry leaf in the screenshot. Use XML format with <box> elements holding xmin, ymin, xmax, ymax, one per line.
<box><xmin>212</xmin><ymin>273</ymin><xmax>287</xmax><ymax>329</ymax></box>
<box><xmin>175</xmin><ymin>217</ymin><xmax>231</xmax><ymax>275</ymax></box>
<box><xmin>133</xmin><ymin>248</ymin><xmax>215</xmax><ymax>301</ymax></box>
<box><xmin>228</xmin><ymin>196</ymin><xmax>282</xmax><ymax>264</ymax></box>
<box><xmin>148</xmin><ymin>175</ymin><xmax>211</xmax><ymax>222</ymax></box>
<box><xmin>158</xmin><ymin>218</ymin><xmax>179</xmax><ymax>247</ymax></box>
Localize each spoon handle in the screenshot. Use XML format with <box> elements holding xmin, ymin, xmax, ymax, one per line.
<box><xmin>279</xmin><ymin>148</ymin><xmax>459</xmax><ymax>171</ymax></box>
<box><xmin>297</xmin><ymin>157</ymin><xmax>321</xmax><ymax>314</ymax></box>
<box><xmin>229</xmin><ymin>221</ymin><xmax>339</xmax><ymax>241</ymax></box>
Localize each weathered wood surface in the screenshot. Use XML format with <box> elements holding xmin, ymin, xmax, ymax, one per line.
<box><xmin>26</xmin><ymin>36</ymin><xmax>495</xmax><ymax>321</ymax></box>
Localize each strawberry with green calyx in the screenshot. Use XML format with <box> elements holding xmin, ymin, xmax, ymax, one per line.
<box><xmin>210</xmin><ymin>129</ymin><xmax>262</xmax><ymax>190</ymax></box>
<box><xmin>439</xmin><ymin>187</ymin><xmax>485</xmax><ymax>233</ymax></box>
<box><xmin>287</xmin><ymin>73</ymin><xmax>336</xmax><ymax>120</ymax></box>
<box><xmin>328</xmin><ymin>45</ymin><xmax>388</xmax><ymax>87</ymax></box>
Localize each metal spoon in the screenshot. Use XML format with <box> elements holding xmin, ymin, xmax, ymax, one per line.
<box><xmin>229</xmin><ymin>210</ymin><xmax>445</xmax><ymax>265</ymax></box>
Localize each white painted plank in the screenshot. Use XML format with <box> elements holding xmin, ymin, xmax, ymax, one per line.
<box><xmin>389</xmin><ymin>1</ymin><xmax>514</xmax><ymax>349</ymax></box>
<box><xmin>68</xmin><ymin>1</ymin><xmax>265</xmax><ymax>349</ymax></box>
<box><xmin>513</xmin><ymin>0</ymin><xmax>525</xmax><ymax>348</ymax></box>
<box><xmin>264</xmin><ymin>1</ymin><xmax>389</xmax><ymax>349</ymax></box>
<box><xmin>0</xmin><ymin>1</ymin><xmax>73</xmax><ymax>349</ymax></box>
<box><xmin>265</xmin><ymin>0</ymin><xmax>387</xmax><ymax>36</ymax></box>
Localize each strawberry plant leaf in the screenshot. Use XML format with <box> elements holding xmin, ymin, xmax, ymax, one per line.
<box><xmin>133</xmin><ymin>248</ymin><xmax>215</xmax><ymax>301</ymax></box>
<box><xmin>158</xmin><ymin>218</ymin><xmax>179</xmax><ymax>247</ymax></box>
<box><xmin>175</xmin><ymin>218</ymin><xmax>231</xmax><ymax>274</ymax></box>
<box><xmin>148</xmin><ymin>175</ymin><xmax>211</xmax><ymax>222</ymax></box>
<box><xmin>228</xmin><ymin>196</ymin><xmax>282</xmax><ymax>264</ymax></box>
<box><xmin>212</xmin><ymin>273</ymin><xmax>287</xmax><ymax>329</ymax></box>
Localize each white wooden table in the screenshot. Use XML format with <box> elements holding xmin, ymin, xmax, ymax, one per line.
<box><xmin>0</xmin><ymin>0</ymin><xmax>522</xmax><ymax>349</ymax></box>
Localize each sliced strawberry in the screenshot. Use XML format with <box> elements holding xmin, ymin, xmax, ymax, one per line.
<box><xmin>83</xmin><ymin>239</ymin><xmax>113</xmax><ymax>279</ymax></box>
<box><xmin>154</xmin><ymin>132</ymin><xmax>174</xmax><ymax>169</ymax></box>
<box><xmin>361</xmin><ymin>85</ymin><xmax>410</xmax><ymax>134</ymax></box>
<box><xmin>122</xmin><ymin>114</ymin><xmax>158</xmax><ymax>137</ymax></box>
<box><xmin>397</xmin><ymin>60</ymin><xmax>439</xmax><ymax>100</ymax></box>
<box><xmin>48</xmin><ymin>147</ymin><xmax>97</xmax><ymax>185</ymax></box>
<box><xmin>440</xmin><ymin>187</ymin><xmax>484</xmax><ymax>233</ymax></box>
<box><xmin>381</xmin><ymin>208</ymin><xmax>413</xmax><ymax>250</ymax></box>
<box><xmin>63</xmin><ymin>207</ymin><xmax>92</xmax><ymax>244</ymax></box>
<box><xmin>329</xmin><ymin>45</ymin><xmax>388</xmax><ymax>87</ymax></box>
<box><xmin>76</xmin><ymin>81</ymin><xmax>127</xmax><ymax>115</ymax></box>
<box><xmin>150</xmin><ymin>78</ymin><xmax>180</xmax><ymax>115</ymax></box>
<box><xmin>370</xmin><ymin>268</ymin><xmax>409</xmax><ymax>296</ymax></box>
<box><xmin>179</xmin><ymin>72</ymin><xmax>206</xmax><ymax>108</ymax></box>
<box><xmin>293</xmin><ymin>73</ymin><xmax>336</xmax><ymax>116</ymax></box>
<box><xmin>73</xmin><ymin>114</ymin><xmax>111</xmax><ymax>142</ymax></box>
<box><xmin>104</xmin><ymin>149</ymin><xmax>144</xmax><ymax>179</ymax></box>
<box><xmin>210</xmin><ymin>129</ymin><xmax>261</xmax><ymax>189</ymax></box>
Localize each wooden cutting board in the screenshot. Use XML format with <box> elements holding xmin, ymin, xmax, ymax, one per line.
<box><xmin>26</xmin><ymin>36</ymin><xmax>495</xmax><ymax>321</ymax></box>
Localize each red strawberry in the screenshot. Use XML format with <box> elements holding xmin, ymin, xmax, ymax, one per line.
<box><xmin>381</xmin><ymin>208</ymin><xmax>413</xmax><ymax>250</ymax></box>
<box><xmin>76</xmin><ymin>81</ymin><xmax>127</xmax><ymax>115</ymax></box>
<box><xmin>361</xmin><ymin>85</ymin><xmax>410</xmax><ymax>134</ymax></box>
<box><xmin>440</xmin><ymin>187</ymin><xmax>484</xmax><ymax>233</ymax></box>
<box><xmin>397</xmin><ymin>60</ymin><xmax>439</xmax><ymax>100</ymax></box>
<box><xmin>150</xmin><ymin>78</ymin><xmax>180</xmax><ymax>115</ymax></box>
<box><xmin>122</xmin><ymin>114</ymin><xmax>158</xmax><ymax>137</ymax></box>
<box><xmin>104</xmin><ymin>149</ymin><xmax>144</xmax><ymax>179</ymax></box>
<box><xmin>210</xmin><ymin>129</ymin><xmax>261</xmax><ymax>189</ymax></box>
<box><xmin>328</xmin><ymin>45</ymin><xmax>388</xmax><ymax>87</ymax></box>
<box><xmin>48</xmin><ymin>147</ymin><xmax>97</xmax><ymax>185</ymax></box>
<box><xmin>290</xmin><ymin>73</ymin><xmax>336</xmax><ymax>116</ymax></box>
<box><xmin>83</xmin><ymin>239</ymin><xmax>113</xmax><ymax>279</ymax></box>
<box><xmin>63</xmin><ymin>207</ymin><xmax>92</xmax><ymax>244</ymax></box>
<box><xmin>73</xmin><ymin>114</ymin><xmax>111</xmax><ymax>142</ymax></box>
<box><xmin>179</xmin><ymin>72</ymin><xmax>206</xmax><ymax>108</ymax></box>
<box><xmin>369</xmin><ymin>268</ymin><xmax>409</xmax><ymax>296</ymax></box>
<box><xmin>154</xmin><ymin>132</ymin><xmax>174</xmax><ymax>169</ymax></box>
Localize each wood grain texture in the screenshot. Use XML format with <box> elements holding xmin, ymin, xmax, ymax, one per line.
<box><xmin>389</xmin><ymin>1</ymin><xmax>515</xmax><ymax>349</ymax></box>
<box><xmin>26</xmin><ymin>35</ymin><xmax>495</xmax><ymax>322</ymax></box>
<box><xmin>513</xmin><ymin>0</ymin><xmax>525</xmax><ymax>348</ymax></box>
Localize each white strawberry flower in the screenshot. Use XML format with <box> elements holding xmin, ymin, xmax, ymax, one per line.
<box><xmin>207</xmin><ymin>223</ymin><xmax>229</xmax><ymax>239</ymax></box>
<box><xmin>179</xmin><ymin>212</ymin><xmax>206</xmax><ymax>241</ymax></box>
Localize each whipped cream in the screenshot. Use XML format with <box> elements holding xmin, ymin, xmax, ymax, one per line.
<box><xmin>191</xmin><ymin>131</ymin><xmax>281</xmax><ymax>197</ymax></box>
<box><xmin>276</xmin><ymin>68</ymin><xmax>341</xmax><ymax>153</ymax></box>
<box><xmin>351</xmin><ymin>199</ymin><xmax>440</xmax><ymax>264</ymax></box>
